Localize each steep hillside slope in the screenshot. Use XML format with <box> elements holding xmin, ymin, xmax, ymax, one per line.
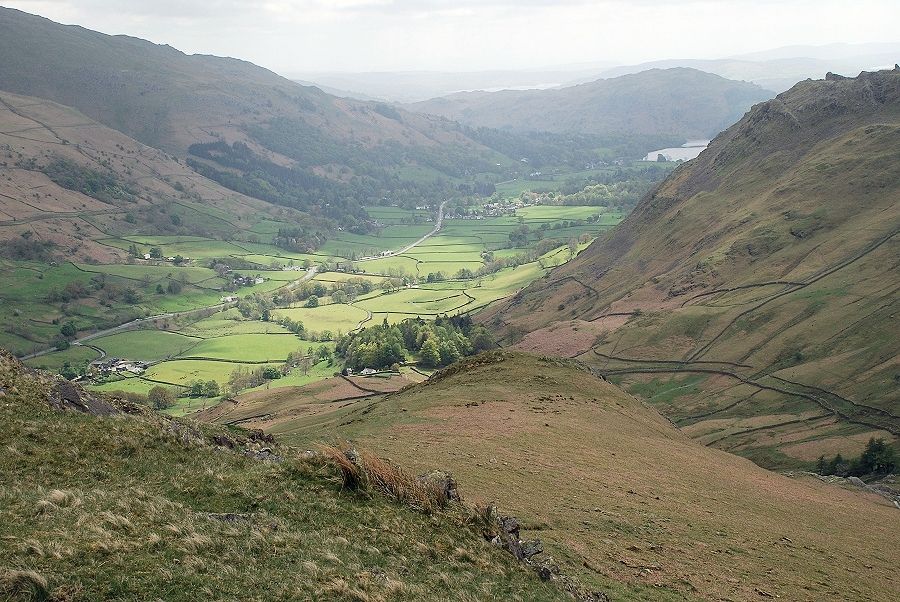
<box><xmin>0</xmin><ymin>350</ymin><xmax>566</xmax><ymax>601</ymax></box>
<box><xmin>225</xmin><ymin>352</ymin><xmax>900</xmax><ymax>601</ymax></box>
<box><xmin>0</xmin><ymin>7</ymin><xmax>508</xmax><ymax>221</ymax></box>
<box><xmin>479</xmin><ymin>69</ymin><xmax>900</xmax><ymax>466</ymax></box>
<box><xmin>0</xmin><ymin>89</ymin><xmax>304</xmax><ymax>260</ymax></box>
<box><xmin>410</xmin><ymin>68</ymin><xmax>772</xmax><ymax>140</ymax></box>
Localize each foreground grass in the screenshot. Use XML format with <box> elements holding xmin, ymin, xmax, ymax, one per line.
<box><xmin>0</xmin><ymin>356</ymin><xmax>565</xmax><ymax>601</ymax></box>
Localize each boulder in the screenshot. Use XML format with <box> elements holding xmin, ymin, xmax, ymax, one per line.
<box><xmin>418</xmin><ymin>469</ymin><xmax>460</xmax><ymax>502</ymax></box>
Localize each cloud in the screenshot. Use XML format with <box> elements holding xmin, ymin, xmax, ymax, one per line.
<box><xmin>4</xmin><ymin>0</ymin><xmax>898</xmax><ymax>73</ymax></box>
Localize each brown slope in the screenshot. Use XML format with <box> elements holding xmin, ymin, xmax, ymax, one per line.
<box><xmin>478</xmin><ymin>69</ymin><xmax>900</xmax><ymax>467</ymax></box>
<box><xmin>0</xmin><ymin>89</ymin><xmax>300</xmax><ymax>260</ymax></box>
<box><xmin>259</xmin><ymin>352</ymin><xmax>900</xmax><ymax>601</ymax></box>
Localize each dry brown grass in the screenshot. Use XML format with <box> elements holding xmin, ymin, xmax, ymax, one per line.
<box><xmin>0</xmin><ymin>569</ymin><xmax>49</xmax><ymax>602</ymax></box>
<box><xmin>282</xmin><ymin>353</ymin><xmax>900</xmax><ymax>602</ymax></box>
<box><xmin>318</xmin><ymin>443</ymin><xmax>456</xmax><ymax>513</ymax></box>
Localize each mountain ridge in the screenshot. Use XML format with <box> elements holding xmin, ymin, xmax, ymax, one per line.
<box><xmin>409</xmin><ymin>68</ymin><xmax>773</xmax><ymax>140</ymax></box>
<box><xmin>478</xmin><ymin>68</ymin><xmax>900</xmax><ymax>467</ymax></box>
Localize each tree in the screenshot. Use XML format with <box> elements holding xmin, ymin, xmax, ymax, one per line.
<box><xmin>420</xmin><ymin>337</ymin><xmax>441</xmax><ymax>367</ymax></box>
<box><xmin>262</xmin><ymin>366</ymin><xmax>281</xmax><ymax>380</ymax></box>
<box><xmin>203</xmin><ymin>380</ymin><xmax>220</xmax><ymax>398</ymax></box>
<box><xmin>60</xmin><ymin>322</ymin><xmax>77</xmax><ymax>338</ymax></box>
<box><xmin>305</xmin><ymin>295</ymin><xmax>319</xmax><ymax>308</ymax></box>
<box><xmin>149</xmin><ymin>247</ymin><xmax>162</xmax><ymax>259</ymax></box>
<box><xmin>148</xmin><ymin>386</ymin><xmax>176</xmax><ymax>410</ymax></box>
<box><xmin>189</xmin><ymin>380</ymin><xmax>205</xmax><ymax>398</ymax></box>
<box><xmin>858</xmin><ymin>438</ymin><xmax>896</xmax><ymax>475</ymax></box>
<box><xmin>331</xmin><ymin>290</ymin><xmax>347</xmax><ymax>304</ymax></box>
<box><xmin>59</xmin><ymin>362</ymin><xmax>77</xmax><ymax>381</ymax></box>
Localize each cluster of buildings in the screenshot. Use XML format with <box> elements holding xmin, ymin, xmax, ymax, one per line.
<box><xmin>232</xmin><ymin>274</ymin><xmax>266</xmax><ymax>287</ymax></box>
<box><xmin>89</xmin><ymin>358</ymin><xmax>147</xmax><ymax>377</ymax></box>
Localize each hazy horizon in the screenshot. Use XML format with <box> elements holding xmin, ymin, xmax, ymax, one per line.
<box><xmin>4</xmin><ymin>1</ymin><xmax>899</xmax><ymax>75</ymax></box>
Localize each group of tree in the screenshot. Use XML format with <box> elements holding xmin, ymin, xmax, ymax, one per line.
<box><xmin>226</xmin><ymin>346</ymin><xmax>333</xmax><ymax>395</ymax></box>
<box><xmin>148</xmin><ymin>386</ymin><xmax>177</xmax><ymax>410</ymax></box>
<box><xmin>816</xmin><ymin>438</ymin><xmax>896</xmax><ymax>477</ymax></box>
<box><xmin>336</xmin><ymin>315</ymin><xmax>496</xmax><ymax>371</ymax></box>
<box><xmin>187</xmin><ymin>380</ymin><xmax>221</xmax><ymax>398</ymax></box>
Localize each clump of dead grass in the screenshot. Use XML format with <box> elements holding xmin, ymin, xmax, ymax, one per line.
<box><xmin>0</xmin><ymin>569</ymin><xmax>49</xmax><ymax>601</ymax></box>
<box><xmin>318</xmin><ymin>443</ymin><xmax>457</xmax><ymax>513</ymax></box>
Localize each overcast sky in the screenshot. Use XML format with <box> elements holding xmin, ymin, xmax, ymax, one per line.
<box><xmin>5</xmin><ymin>1</ymin><xmax>899</xmax><ymax>74</ymax></box>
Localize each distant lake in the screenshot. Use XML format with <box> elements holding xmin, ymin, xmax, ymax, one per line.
<box><xmin>644</xmin><ymin>139</ymin><xmax>710</xmax><ymax>162</ymax></box>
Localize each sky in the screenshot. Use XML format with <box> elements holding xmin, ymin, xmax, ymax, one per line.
<box><xmin>5</xmin><ymin>0</ymin><xmax>899</xmax><ymax>74</ymax></box>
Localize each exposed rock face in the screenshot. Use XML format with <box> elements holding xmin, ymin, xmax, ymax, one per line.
<box><xmin>0</xmin><ymin>350</ymin><xmax>118</xmax><ymax>417</ymax></box>
<box><xmin>481</xmin><ymin>505</ymin><xmax>609</xmax><ymax>601</ymax></box>
<box><xmin>50</xmin><ymin>379</ymin><xmax>118</xmax><ymax>416</ymax></box>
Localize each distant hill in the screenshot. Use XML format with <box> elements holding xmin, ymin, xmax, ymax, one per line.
<box><xmin>220</xmin><ymin>351</ymin><xmax>900</xmax><ymax>601</ymax></box>
<box><xmin>0</xmin><ymin>7</ymin><xmax>512</xmax><ymax>229</ymax></box>
<box><xmin>289</xmin><ymin>66</ymin><xmax>616</xmax><ymax>103</ymax></box>
<box><xmin>409</xmin><ymin>68</ymin><xmax>773</xmax><ymax>141</ymax></box>
<box><xmin>594</xmin><ymin>48</ymin><xmax>900</xmax><ymax>93</ymax></box>
<box><xmin>478</xmin><ymin>69</ymin><xmax>900</xmax><ymax>467</ymax></box>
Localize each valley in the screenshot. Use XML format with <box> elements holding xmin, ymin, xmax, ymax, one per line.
<box><xmin>19</xmin><ymin>192</ymin><xmax>627</xmax><ymax>413</ymax></box>
<box><xmin>0</xmin><ymin>5</ymin><xmax>897</xmax><ymax>602</ymax></box>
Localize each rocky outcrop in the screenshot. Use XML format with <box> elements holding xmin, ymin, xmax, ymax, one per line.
<box><xmin>480</xmin><ymin>505</ymin><xmax>610</xmax><ymax>602</ymax></box>
<box><xmin>0</xmin><ymin>350</ymin><xmax>117</xmax><ymax>416</ymax></box>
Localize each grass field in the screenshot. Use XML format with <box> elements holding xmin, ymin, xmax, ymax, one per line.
<box><xmin>90</xmin><ymin>330</ymin><xmax>201</xmax><ymax>361</ymax></box>
<box><xmin>7</xmin><ymin>202</ymin><xmax>620</xmax><ymax>401</ymax></box>
<box><xmin>178</xmin><ymin>333</ymin><xmax>306</xmax><ymax>362</ymax></box>
<box><xmin>24</xmin><ymin>345</ymin><xmax>99</xmax><ymax>371</ymax></box>
<box><xmin>273</xmin><ymin>303</ymin><xmax>370</xmax><ymax>334</ymax></box>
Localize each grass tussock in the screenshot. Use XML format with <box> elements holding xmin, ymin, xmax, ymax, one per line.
<box><xmin>319</xmin><ymin>443</ymin><xmax>457</xmax><ymax>513</ymax></box>
<box><xmin>0</xmin><ymin>569</ymin><xmax>49</xmax><ymax>602</ymax></box>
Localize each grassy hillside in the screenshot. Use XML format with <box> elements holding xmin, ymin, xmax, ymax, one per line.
<box><xmin>478</xmin><ymin>69</ymin><xmax>900</xmax><ymax>467</ymax></box>
<box><xmin>410</xmin><ymin>68</ymin><xmax>772</xmax><ymax>140</ymax></box>
<box><xmin>0</xmin><ymin>350</ymin><xmax>567</xmax><ymax>601</ymax></box>
<box><xmin>205</xmin><ymin>351</ymin><xmax>900</xmax><ymax>601</ymax></box>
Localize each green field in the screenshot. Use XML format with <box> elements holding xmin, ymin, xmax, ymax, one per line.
<box><xmin>90</xmin><ymin>330</ymin><xmax>201</xmax><ymax>361</ymax></box>
<box><xmin>178</xmin><ymin>333</ymin><xmax>307</xmax><ymax>362</ymax></box>
<box><xmin>7</xmin><ymin>202</ymin><xmax>621</xmax><ymax>403</ymax></box>
<box><xmin>273</xmin><ymin>303</ymin><xmax>370</xmax><ymax>334</ymax></box>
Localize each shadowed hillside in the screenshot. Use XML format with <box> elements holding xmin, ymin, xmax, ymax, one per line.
<box><xmin>479</xmin><ymin>68</ymin><xmax>900</xmax><ymax>467</ymax></box>
<box><xmin>410</xmin><ymin>68</ymin><xmax>773</xmax><ymax>140</ymax></box>
<box><xmin>0</xmin><ymin>89</ymin><xmax>307</xmax><ymax>261</ymax></box>
<box><xmin>226</xmin><ymin>352</ymin><xmax>900</xmax><ymax>601</ymax></box>
<box><xmin>0</xmin><ymin>7</ymin><xmax>510</xmax><ymax>224</ymax></box>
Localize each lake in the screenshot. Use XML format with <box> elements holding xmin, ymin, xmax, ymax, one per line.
<box><xmin>644</xmin><ymin>139</ymin><xmax>710</xmax><ymax>162</ymax></box>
